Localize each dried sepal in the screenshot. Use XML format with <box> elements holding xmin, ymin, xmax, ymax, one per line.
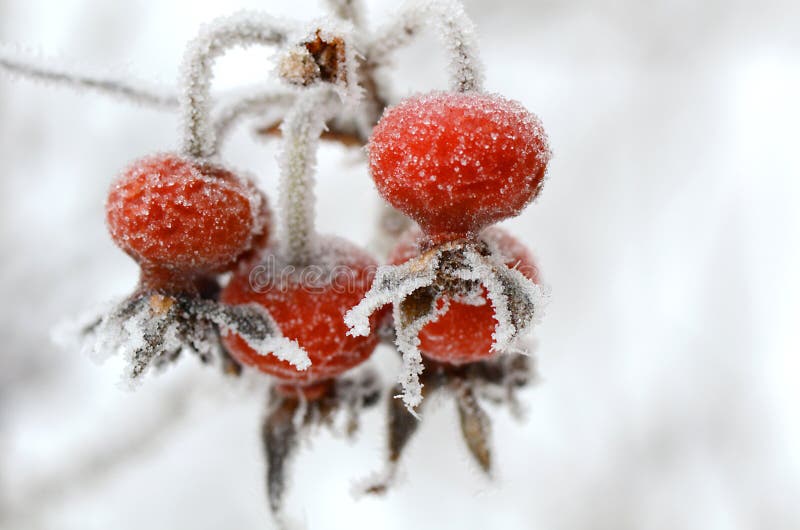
<box><xmin>360</xmin><ymin>350</ymin><xmax>535</xmax><ymax>495</ymax></box>
<box><xmin>261</xmin><ymin>369</ymin><xmax>381</xmax><ymax>515</ymax></box>
<box><xmin>262</xmin><ymin>394</ymin><xmax>300</xmax><ymax>516</ymax></box>
<box><xmin>79</xmin><ymin>292</ymin><xmax>310</xmax><ymax>385</ymax></box>
<box><xmin>279</xmin><ymin>30</ymin><xmax>349</xmax><ymax>87</ymax></box>
<box><xmin>454</xmin><ymin>382</ymin><xmax>492</xmax><ymax>474</ymax></box>
<box><xmin>346</xmin><ymin>239</ymin><xmax>547</xmax><ymax>412</ymax></box>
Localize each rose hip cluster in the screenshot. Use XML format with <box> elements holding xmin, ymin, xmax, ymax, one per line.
<box><xmin>3</xmin><ymin>1</ymin><xmax>552</xmax><ymax>518</ymax></box>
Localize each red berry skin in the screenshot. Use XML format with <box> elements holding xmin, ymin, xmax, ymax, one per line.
<box><xmin>390</xmin><ymin>227</ymin><xmax>539</xmax><ymax>364</ymax></box>
<box><xmin>106</xmin><ymin>153</ymin><xmax>269</xmax><ymax>283</ymax></box>
<box><xmin>369</xmin><ymin>92</ymin><xmax>550</xmax><ymax>244</ymax></box>
<box><xmin>220</xmin><ymin>237</ymin><xmax>380</xmax><ymax>386</ymax></box>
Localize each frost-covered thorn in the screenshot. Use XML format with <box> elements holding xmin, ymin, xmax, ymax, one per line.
<box><xmin>180</xmin><ymin>11</ymin><xmax>294</xmax><ymax>159</ymax></box>
<box><xmin>277</xmin><ymin>86</ymin><xmax>341</xmax><ymax>265</ymax></box>
<box><xmin>0</xmin><ymin>44</ymin><xmax>177</xmax><ymax>107</ymax></box>
<box><xmin>367</xmin><ymin>0</ymin><xmax>485</xmax><ymax>93</ymax></box>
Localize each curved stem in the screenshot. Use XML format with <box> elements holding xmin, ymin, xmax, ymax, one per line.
<box><xmin>0</xmin><ymin>45</ymin><xmax>176</xmax><ymax>107</ymax></box>
<box><xmin>212</xmin><ymin>88</ymin><xmax>296</xmax><ymax>151</ymax></box>
<box><xmin>325</xmin><ymin>0</ymin><xmax>367</xmax><ymax>29</ymax></box>
<box><xmin>278</xmin><ymin>87</ymin><xmax>339</xmax><ymax>265</ymax></box>
<box><xmin>367</xmin><ymin>0</ymin><xmax>484</xmax><ymax>93</ymax></box>
<box><xmin>180</xmin><ymin>12</ymin><xmax>292</xmax><ymax>159</ymax></box>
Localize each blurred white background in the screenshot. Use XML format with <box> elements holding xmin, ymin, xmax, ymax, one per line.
<box><xmin>1</xmin><ymin>0</ymin><xmax>799</xmax><ymax>528</ymax></box>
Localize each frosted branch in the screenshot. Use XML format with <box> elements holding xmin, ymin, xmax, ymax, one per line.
<box><xmin>0</xmin><ymin>45</ymin><xmax>176</xmax><ymax>107</ymax></box>
<box><xmin>180</xmin><ymin>12</ymin><xmax>293</xmax><ymax>158</ymax></box>
<box><xmin>212</xmin><ymin>88</ymin><xmax>296</xmax><ymax>151</ymax></box>
<box><xmin>367</xmin><ymin>0</ymin><xmax>484</xmax><ymax>92</ymax></box>
<box><xmin>325</xmin><ymin>0</ymin><xmax>367</xmax><ymax>28</ymax></box>
<box><xmin>277</xmin><ymin>87</ymin><xmax>340</xmax><ymax>265</ymax></box>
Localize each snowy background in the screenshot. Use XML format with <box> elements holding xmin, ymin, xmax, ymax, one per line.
<box><xmin>1</xmin><ymin>0</ymin><xmax>799</xmax><ymax>528</ymax></box>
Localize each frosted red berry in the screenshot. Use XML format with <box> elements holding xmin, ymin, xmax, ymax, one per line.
<box><xmin>390</xmin><ymin>226</ymin><xmax>539</xmax><ymax>364</ymax></box>
<box><xmin>221</xmin><ymin>237</ymin><xmax>380</xmax><ymax>386</ymax></box>
<box><xmin>106</xmin><ymin>153</ymin><xmax>269</xmax><ymax>287</ymax></box>
<box><xmin>369</xmin><ymin>92</ymin><xmax>550</xmax><ymax>244</ymax></box>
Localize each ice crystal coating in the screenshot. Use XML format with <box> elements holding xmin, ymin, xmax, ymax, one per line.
<box><xmin>390</xmin><ymin>226</ymin><xmax>540</xmax><ymax>364</ymax></box>
<box><xmin>277</xmin><ymin>87</ymin><xmax>341</xmax><ymax>265</ymax></box>
<box><xmin>0</xmin><ymin>43</ymin><xmax>177</xmax><ymax>107</ymax></box>
<box><xmin>369</xmin><ymin>91</ymin><xmax>551</xmax><ymax>242</ymax></box>
<box><xmin>221</xmin><ymin>236</ymin><xmax>381</xmax><ymax>386</ymax></box>
<box><xmin>105</xmin><ymin>153</ymin><xmax>268</xmax><ymax>276</ymax></box>
<box><xmin>367</xmin><ymin>0</ymin><xmax>485</xmax><ymax>93</ymax></box>
<box><xmin>346</xmin><ymin>237</ymin><xmax>547</xmax><ymax>412</ymax></box>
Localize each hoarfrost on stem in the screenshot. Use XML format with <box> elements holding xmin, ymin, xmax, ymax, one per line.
<box><xmin>0</xmin><ymin>44</ymin><xmax>176</xmax><ymax>107</ymax></box>
<box><xmin>278</xmin><ymin>86</ymin><xmax>343</xmax><ymax>265</ymax></box>
<box><xmin>180</xmin><ymin>11</ymin><xmax>293</xmax><ymax>159</ymax></box>
<box><xmin>367</xmin><ymin>0</ymin><xmax>484</xmax><ymax>93</ymax></box>
<box><xmin>212</xmin><ymin>88</ymin><xmax>297</xmax><ymax>151</ymax></box>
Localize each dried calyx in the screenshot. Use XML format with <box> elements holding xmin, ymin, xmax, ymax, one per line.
<box><xmin>346</xmin><ymin>237</ymin><xmax>547</xmax><ymax>412</ymax></box>
<box><xmin>361</xmin><ymin>352</ymin><xmax>536</xmax><ymax>494</ymax></box>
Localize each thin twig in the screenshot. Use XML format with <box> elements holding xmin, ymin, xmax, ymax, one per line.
<box><xmin>0</xmin><ymin>45</ymin><xmax>176</xmax><ymax>108</ymax></box>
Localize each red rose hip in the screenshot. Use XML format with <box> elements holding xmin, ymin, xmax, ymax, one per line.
<box><xmin>389</xmin><ymin>226</ymin><xmax>540</xmax><ymax>364</ymax></box>
<box><xmin>106</xmin><ymin>153</ymin><xmax>269</xmax><ymax>288</ymax></box>
<box><xmin>368</xmin><ymin>92</ymin><xmax>550</xmax><ymax>244</ymax></box>
<box><xmin>221</xmin><ymin>237</ymin><xmax>381</xmax><ymax>386</ymax></box>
